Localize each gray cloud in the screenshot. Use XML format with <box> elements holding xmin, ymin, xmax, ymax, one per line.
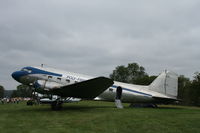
<box><xmin>1</xmin><ymin>0</ymin><xmax>200</xmax><ymax>89</ymax></box>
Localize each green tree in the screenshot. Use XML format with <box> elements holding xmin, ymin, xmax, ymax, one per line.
<box><xmin>11</xmin><ymin>84</ymin><xmax>32</xmax><ymax>98</ymax></box>
<box><xmin>178</xmin><ymin>73</ymin><xmax>200</xmax><ymax>106</ymax></box>
<box><xmin>110</xmin><ymin>65</ymin><xmax>129</xmax><ymax>82</ymax></box>
<box><xmin>11</xmin><ymin>90</ymin><xmax>18</xmax><ymax>98</ymax></box>
<box><xmin>189</xmin><ymin>72</ymin><xmax>200</xmax><ymax>106</ymax></box>
<box><xmin>178</xmin><ymin>75</ymin><xmax>190</xmax><ymax>100</ymax></box>
<box><xmin>110</xmin><ymin>63</ymin><xmax>151</xmax><ymax>85</ymax></box>
<box><xmin>0</xmin><ymin>85</ymin><xmax>5</xmax><ymax>98</ymax></box>
<box><xmin>134</xmin><ymin>75</ymin><xmax>157</xmax><ymax>85</ymax></box>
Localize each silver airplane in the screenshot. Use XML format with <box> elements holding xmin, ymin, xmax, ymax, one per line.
<box><xmin>12</xmin><ymin>66</ymin><xmax>178</xmax><ymax>110</ymax></box>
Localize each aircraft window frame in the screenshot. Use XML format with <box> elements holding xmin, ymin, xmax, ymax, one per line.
<box><xmin>21</xmin><ymin>68</ymin><xmax>28</xmax><ymax>71</ymax></box>
<box><xmin>48</xmin><ymin>76</ymin><xmax>53</xmax><ymax>79</ymax></box>
<box><xmin>109</xmin><ymin>88</ymin><xmax>113</xmax><ymax>92</ymax></box>
<box><xmin>21</xmin><ymin>68</ymin><xmax>32</xmax><ymax>73</ymax></box>
<box><xmin>66</xmin><ymin>79</ymin><xmax>70</xmax><ymax>83</ymax></box>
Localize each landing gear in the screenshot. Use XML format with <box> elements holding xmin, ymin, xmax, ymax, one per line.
<box><xmin>27</xmin><ymin>86</ymin><xmax>38</xmax><ymax>106</ymax></box>
<box><xmin>115</xmin><ymin>86</ymin><xmax>123</xmax><ymax>109</ymax></box>
<box><xmin>152</xmin><ymin>104</ymin><xmax>158</xmax><ymax>108</ymax></box>
<box><xmin>51</xmin><ymin>99</ymin><xmax>63</xmax><ymax>110</ymax></box>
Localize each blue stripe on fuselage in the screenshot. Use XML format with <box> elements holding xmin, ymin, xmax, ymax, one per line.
<box><xmin>112</xmin><ymin>85</ymin><xmax>152</xmax><ymax>97</ymax></box>
<box><xmin>23</xmin><ymin>67</ymin><xmax>62</xmax><ymax>77</ymax></box>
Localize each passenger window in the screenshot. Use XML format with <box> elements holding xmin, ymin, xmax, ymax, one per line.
<box><xmin>66</xmin><ymin>79</ymin><xmax>70</xmax><ymax>83</ymax></box>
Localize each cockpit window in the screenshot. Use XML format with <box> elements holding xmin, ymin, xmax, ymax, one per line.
<box><xmin>21</xmin><ymin>68</ymin><xmax>28</xmax><ymax>71</ymax></box>
<box><xmin>21</xmin><ymin>68</ymin><xmax>32</xmax><ymax>73</ymax></box>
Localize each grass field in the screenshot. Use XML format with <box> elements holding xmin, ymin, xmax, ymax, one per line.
<box><xmin>0</xmin><ymin>101</ymin><xmax>199</xmax><ymax>133</ymax></box>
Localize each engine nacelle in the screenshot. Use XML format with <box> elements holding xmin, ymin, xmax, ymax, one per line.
<box><xmin>34</xmin><ymin>80</ymin><xmax>63</xmax><ymax>90</ymax></box>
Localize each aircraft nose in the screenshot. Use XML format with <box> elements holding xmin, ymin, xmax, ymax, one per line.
<box><xmin>11</xmin><ymin>71</ymin><xmax>27</xmax><ymax>82</ymax></box>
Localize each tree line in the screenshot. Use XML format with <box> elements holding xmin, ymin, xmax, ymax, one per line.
<box><xmin>0</xmin><ymin>85</ymin><xmax>4</xmax><ymax>98</ymax></box>
<box><xmin>0</xmin><ymin>62</ymin><xmax>199</xmax><ymax>106</ymax></box>
<box><xmin>0</xmin><ymin>85</ymin><xmax>32</xmax><ymax>98</ymax></box>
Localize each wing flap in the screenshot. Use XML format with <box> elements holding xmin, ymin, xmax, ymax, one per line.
<box><xmin>50</xmin><ymin>77</ymin><xmax>113</xmax><ymax>99</ymax></box>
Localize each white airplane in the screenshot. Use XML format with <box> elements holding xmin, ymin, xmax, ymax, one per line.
<box><xmin>11</xmin><ymin>66</ymin><xmax>178</xmax><ymax>110</ymax></box>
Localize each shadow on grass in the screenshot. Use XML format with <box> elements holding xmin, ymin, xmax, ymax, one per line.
<box><xmin>27</xmin><ymin>104</ymin><xmax>116</xmax><ymax>112</ymax></box>
<box><xmin>156</xmin><ymin>105</ymin><xmax>188</xmax><ymax>110</ymax></box>
<box><xmin>62</xmin><ymin>105</ymin><xmax>114</xmax><ymax>111</ymax></box>
<box><xmin>0</xmin><ymin>103</ymin><xmax>186</xmax><ymax>115</ymax></box>
<box><xmin>0</xmin><ymin>105</ymin><xmax>116</xmax><ymax>115</ymax></box>
<box><xmin>157</xmin><ymin>106</ymin><xmax>183</xmax><ymax>110</ymax></box>
<box><xmin>28</xmin><ymin>104</ymin><xmax>184</xmax><ymax>112</ymax></box>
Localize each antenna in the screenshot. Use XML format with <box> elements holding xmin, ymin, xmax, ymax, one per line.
<box><xmin>164</xmin><ymin>69</ymin><xmax>167</xmax><ymax>94</ymax></box>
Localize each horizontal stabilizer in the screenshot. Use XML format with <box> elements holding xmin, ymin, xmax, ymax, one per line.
<box><xmin>152</xmin><ymin>96</ymin><xmax>179</xmax><ymax>104</ymax></box>
<box><xmin>50</xmin><ymin>77</ymin><xmax>113</xmax><ymax>99</ymax></box>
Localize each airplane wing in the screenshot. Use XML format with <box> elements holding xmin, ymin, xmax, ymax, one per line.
<box><xmin>49</xmin><ymin>77</ymin><xmax>113</xmax><ymax>99</ymax></box>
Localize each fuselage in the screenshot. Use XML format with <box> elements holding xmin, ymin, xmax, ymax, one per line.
<box><xmin>11</xmin><ymin>66</ymin><xmax>172</xmax><ymax>103</ymax></box>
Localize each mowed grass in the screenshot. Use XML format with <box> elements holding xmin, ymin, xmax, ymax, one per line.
<box><xmin>0</xmin><ymin>101</ymin><xmax>199</xmax><ymax>133</ymax></box>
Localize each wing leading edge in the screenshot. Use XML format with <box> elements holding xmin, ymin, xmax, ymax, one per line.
<box><xmin>50</xmin><ymin>77</ymin><xmax>114</xmax><ymax>99</ymax></box>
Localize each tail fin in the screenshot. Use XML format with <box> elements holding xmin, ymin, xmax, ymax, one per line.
<box><xmin>149</xmin><ymin>70</ymin><xmax>178</xmax><ymax>98</ymax></box>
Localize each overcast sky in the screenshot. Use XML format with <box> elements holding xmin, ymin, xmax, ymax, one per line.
<box><xmin>1</xmin><ymin>0</ymin><xmax>200</xmax><ymax>90</ymax></box>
